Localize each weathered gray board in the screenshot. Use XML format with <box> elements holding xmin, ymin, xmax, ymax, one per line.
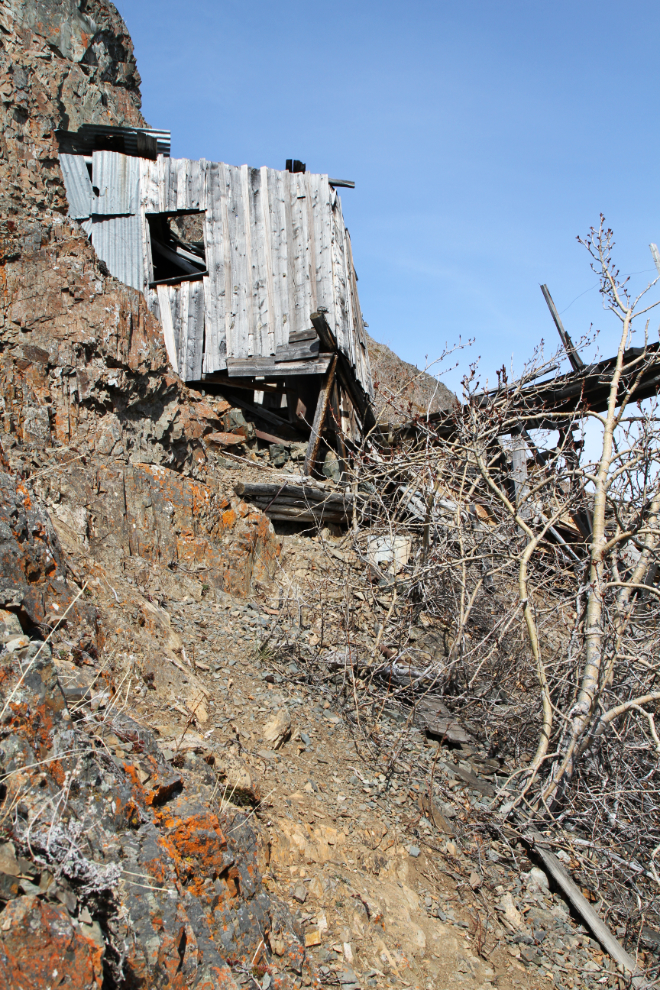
<box><xmin>60</xmin><ymin>149</ymin><xmax>373</xmax><ymax>396</ymax></box>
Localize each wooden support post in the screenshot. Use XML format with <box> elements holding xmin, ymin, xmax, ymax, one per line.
<box><xmin>511</xmin><ymin>424</ymin><xmax>530</xmax><ymax>519</ymax></box>
<box><xmin>304</xmin><ymin>355</ymin><xmax>338</xmax><ymax>477</ymax></box>
<box><xmin>330</xmin><ymin>380</ymin><xmax>349</xmax><ymax>476</ymax></box>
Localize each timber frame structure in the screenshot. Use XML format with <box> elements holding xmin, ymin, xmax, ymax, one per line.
<box><xmin>57</xmin><ymin>123</ymin><xmax>374</xmax><ymax>477</ymax></box>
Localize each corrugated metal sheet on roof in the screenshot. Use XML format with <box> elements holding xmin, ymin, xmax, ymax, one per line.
<box><xmin>59</xmin><ymin>153</ymin><xmax>92</xmax><ymax>219</ymax></box>
<box><xmin>91</xmin><ymin>214</ymin><xmax>143</xmax><ymax>291</ymax></box>
<box><xmin>75</xmin><ymin>125</ymin><xmax>171</xmax><ymax>157</ymax></box>
<box><xmin>92</xmin><ymin>151</ymin><xmax>140</xmax><ymax>215</ymax></box>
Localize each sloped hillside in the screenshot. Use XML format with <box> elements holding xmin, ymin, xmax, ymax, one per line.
<box><xmin>367</xmin><ymin>335</ymin><xmax>457</xmax><ymax>425</ymax></box>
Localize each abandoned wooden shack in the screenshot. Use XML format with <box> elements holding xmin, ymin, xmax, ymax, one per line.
<box><xmin>57</xmin><ymin>123</ymin><xmax>374</xmax><ymax>477</ymax></box>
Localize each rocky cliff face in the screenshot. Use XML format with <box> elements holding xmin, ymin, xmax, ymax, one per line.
<box><xmin>1</xmin><ymin>0</ymin><xmax>144</xmax><ymax>219</ymax></box>
<box><xmin>0</xmin><ymin>4</ymin><xmax>292</xmax><ymax>988</ymax></box>
<box><xmin>0</xmin><ymin>0</ymin><xmax>280</xmax><ymax>598</ymax></box>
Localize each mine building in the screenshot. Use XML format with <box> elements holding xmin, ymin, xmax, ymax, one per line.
<box><xmin>57</xmin><ymin>124</ymin><xmax>374</xmax><ymax>475</ymax></box>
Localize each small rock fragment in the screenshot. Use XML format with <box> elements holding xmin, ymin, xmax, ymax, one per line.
<box><xmin>263</xmin><ymin>708</ymin><xmax>292</xmax><ymax>749</ymax></box>
<box><xmin>5</xmin><ymin>635</ymin><xmax>30</xmax><ymax>652</ymax></box>
<box><xmin>497</xmin><ymin>891</ymin><xmax>523</xmax><ymax>929</ymax></box>
<box><xmin>0</xmin><ymin>842</ymin><xmax>19</xmax><ymax>877</ymax></box>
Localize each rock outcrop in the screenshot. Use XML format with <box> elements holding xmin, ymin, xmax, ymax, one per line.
<box><xmin>0</xmin><ymin>619</ymin><xmax>306</xmax><ymax>990</ymax></box>
<box><xmin>0</xmin><ymin>0</ymin><xmax>280</xmax><ymax>599</ymax></box>
<box><xmin>0</xmin><ymin>4</ymin><xmax>293</xmax><ymax>986</ymax></box>
<box><xmin>367</xmin><ymin>334</ymin><xmax>457</xmax><ymax>425</ymax></box>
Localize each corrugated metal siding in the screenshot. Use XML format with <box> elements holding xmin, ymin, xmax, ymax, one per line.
<box><xmin>59</xmin><ymin>153</ymin><xmax>93</xmax><ymax>219</ymax></box>
<box><xmin>91</xmin><ymin>214</ymin><xmax>143</xmax><ymax>291</ymax></box>
<box><xmin>92</xmin><ymin>151</ymin><xmax>140</xmax><ymax>215</ymax></box>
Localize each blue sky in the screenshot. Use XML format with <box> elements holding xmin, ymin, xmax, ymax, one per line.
<box><xmin>119</xmin><ymin>0</ymin><xmax>660</xmax><ymax>396</ymax></box>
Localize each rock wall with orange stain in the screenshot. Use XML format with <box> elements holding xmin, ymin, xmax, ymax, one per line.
<box><xmin>0</xmin><ymin>638</ymin><xmax>310</xmax><ymax>990</ymax></box>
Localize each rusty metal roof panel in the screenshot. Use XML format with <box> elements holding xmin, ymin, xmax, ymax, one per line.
<box><xmin>92</xmin><ymin>151</ymin><xmax>140</xmax><ymax>215</ymax></box>
<box><xmin>90</xmin><ymin>213</ymin><xmax>143</xmax><ymax>291</ymax></box>
<box><xmin>59</xmin><ymin>153</ymin><xmax>92</xmax><ymax>219</ymax></box>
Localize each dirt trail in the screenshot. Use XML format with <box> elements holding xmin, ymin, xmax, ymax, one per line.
<box><xmin>67</xmin><ymin>513</ymin><xmax>611</xmax><ymax>990</ymax></box>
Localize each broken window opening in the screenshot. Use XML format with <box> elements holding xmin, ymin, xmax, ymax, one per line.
<box><xmin>148</xmin><ymin>211</ymin><xmax>207</xmax><ymax>286</ymax></box>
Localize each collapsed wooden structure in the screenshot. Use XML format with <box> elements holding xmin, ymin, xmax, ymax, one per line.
<box><xmin>234</xmin><ymin>307</ymin><xmax>660</xmax><ymax>532</ymax></box>
<box><xmin>58</xmin><ymin>123</ymin><xmax>374</xmax><ymax>476</ymax></box>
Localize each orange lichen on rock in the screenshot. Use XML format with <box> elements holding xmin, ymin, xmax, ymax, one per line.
<box><xmin>0</xmin><ymin>896</ymin><xmax>104</xmax><ymax>990</ymax></box>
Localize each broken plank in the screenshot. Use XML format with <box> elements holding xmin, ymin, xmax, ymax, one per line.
<box><xmin>255</xmin><ymin>505</ymin><xmax>346</xmax><ymax>523</ymax></box>
<box><xmin>540</xmin><ymin>284</ymin><xmax>584</xmax><ymax>371</ymax></box>
<box><xmin>218</xmin><ymin>393</ymin><xmax>303</xmax><ymax>434</ymax></box>
<box><xmin>202</xmin><ymin>376</ymin><xmax>286</xmax><ymax>394</ymax></box>
<box><xmin>274</xmin><ymin>342</ymin><xmax>320</xmax><ymax>362</ymax></box>
<box><xmin>254</xmin><ymin>429</ymin><xmax>294</xmax><ymax>446</ymax></box>
<box><xmin>247</xmin><ymin>495</ymin><xmax>347</xmax><ymax>512</ymax></box>
<box><xmin>310</xmin><ymin>310</ymin><xmax>337</xmax><ymax>352</ymax></box>
<box><xmin>235</xmin><ymin>481</ymin><xmax>344</xmax><ymax>505</ymax></box>
<box><xmin>524</xmin><ymin>828</ymin><xmax>644</xmax><ymax>986</ymax></box>
<box><xmin>289</xmin><ymin>328</ymin><xmax>318</xmax><ymax>344</ymax></box>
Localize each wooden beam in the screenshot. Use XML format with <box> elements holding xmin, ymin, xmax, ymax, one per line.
<box><xmin>220</xmin><ymin>393</ymin><xmax>305</xmax><ymax>436</ymax></box>
<box><xmin>310</xmin><ymin>311</ymin><xmax>337</xmax><ymax>352</ymax></box>
<box><xmin>274</xmin><ymin>342</ymin><xmax>320</xmax><ymax>362</ymax></box>
<box><xmin>235</xmin><ymin>481</ymin><xmax>344</xmax><ymax>504</ymax></box>
<box><xmin>335</xmin><ymin>354</ymin><xmax>376</xmax><ymax>433</ymax></box>
<box><xmin>254</xmin><ymin>428</ymin><xmax>293</xmax><ymax>446</ymax></box>
<box><xmin>525</xmin><ymin>830</ymin><xmax>644</xmax><ymax>987</ymax></box>
<box><xmin>330</xmin><ymin>380</ymin><xmax>349</xmax><ymax>471</ymax></box>
<box><xmin>304</xmin><ymin>355</ymin><xmax>338</xmax><ymax>476</ymax></box>
<box><xmin>289</xmin><ymin>328</ymin><xmax>319</xmax><ymax>344</ymax></box>
<box><xmin>201</xmin><ymin>376</ymin><xmax>285</xmax><ymax>394</ymax></box>
<box><xmin>149</xmin><ymin>270</ymin><xmax>207</xmax><ymax>288</ymax></box>
<box><xmin>540</xmin><ymin>284</ymin><xmax>585</xmax><ymax>371</ymax></box>
<box><xmin>425</xmin><ymin>342</ymin><xmax>660</xmax><ymax>438</ymax></box>
<box><xmin>226</xmin><ymin>356</ymin><xmax>332</xmax><ymax>377</ymax></box>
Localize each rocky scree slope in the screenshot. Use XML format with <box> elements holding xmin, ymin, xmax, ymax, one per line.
<box><xmin>366</xmin><ymin>336</ymin><xmax>457</xmax><ymax>426</ymax></box>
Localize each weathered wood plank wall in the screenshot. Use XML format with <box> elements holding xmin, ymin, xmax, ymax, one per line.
<box><xmin>142</xmin><ymin>156</ymin><xmax>372</xmax><ymax>393</ymax></box>
<box><xmin>62</xmin><ymin>149</ymin><xmax>372</xmax><ymax>395</ymax></box>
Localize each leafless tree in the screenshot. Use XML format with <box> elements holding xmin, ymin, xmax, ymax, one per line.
<box><xmin>299</xmin><ymin>218</ymin><xmax>660</xmax><ymax>955</ymax></box>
